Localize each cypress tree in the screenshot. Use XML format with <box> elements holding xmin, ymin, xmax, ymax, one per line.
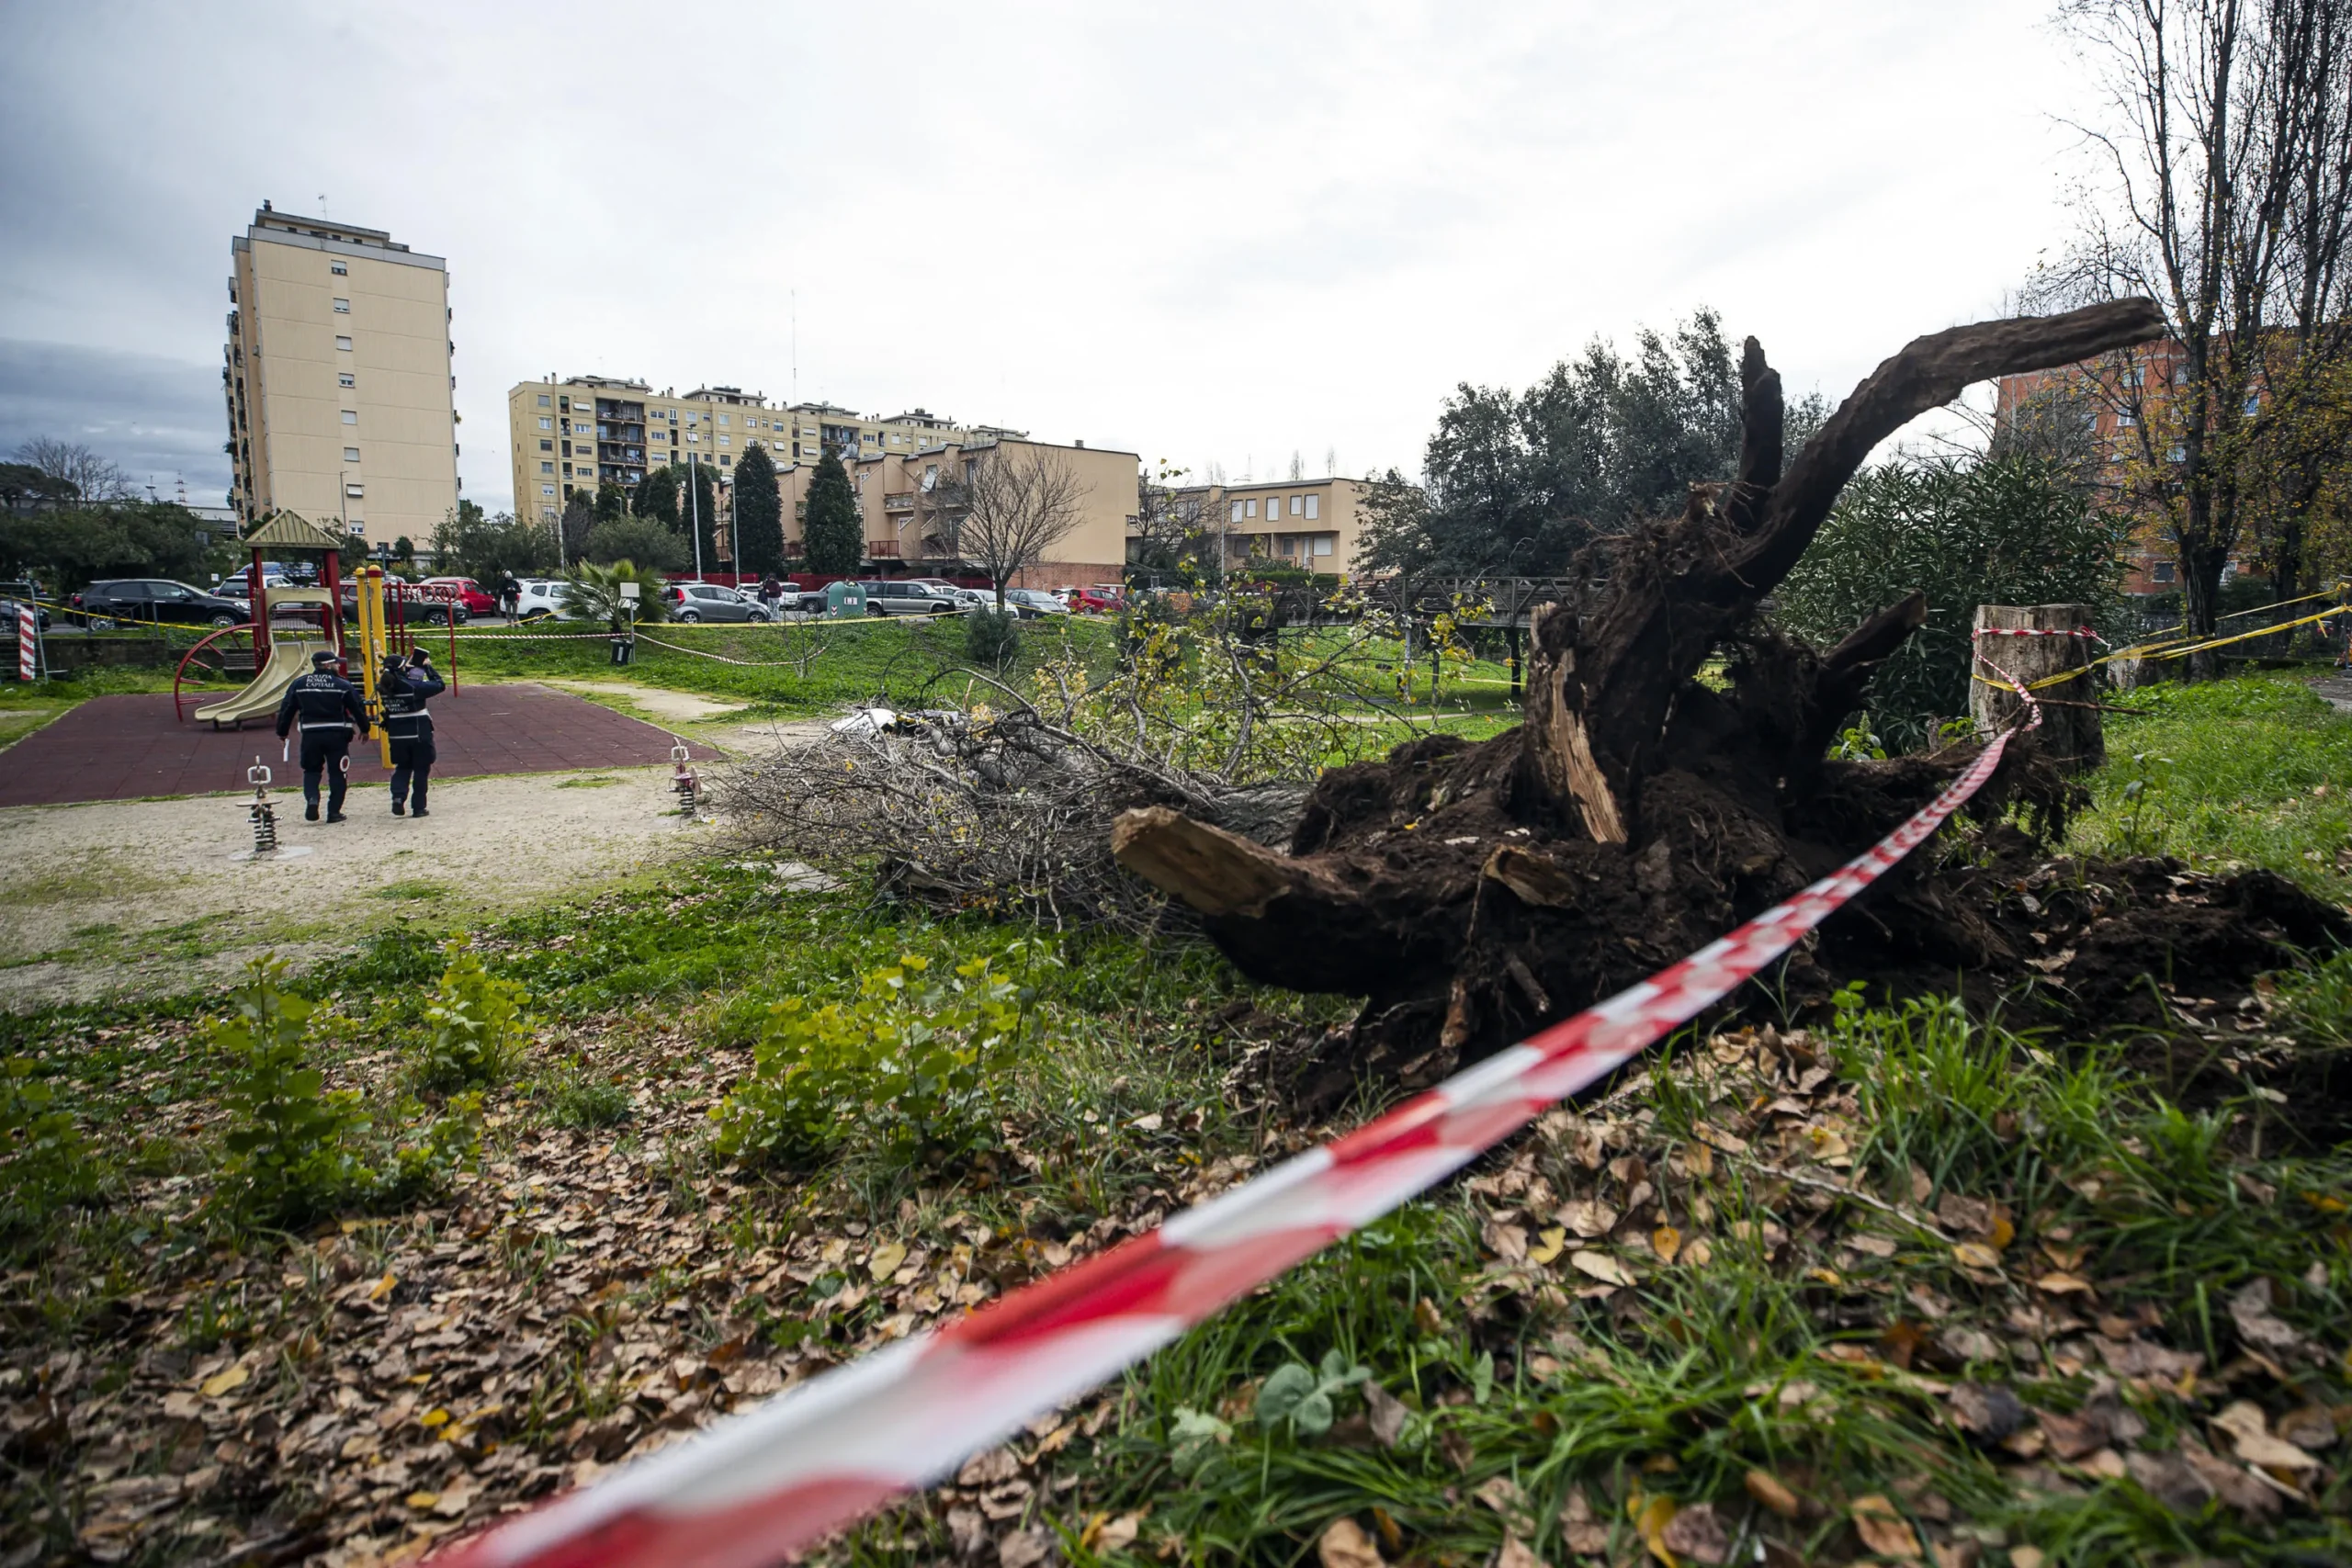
<box><xmin>802</xmin><ymin>451</ymin><xmax>863</xmax><ymax>574</ymax></box>
<box><xmin>732</xmin><ymin>442</ymin><xmax>785</xmax><ymax>574</ymax></box>
<box><xmin>632</xmin><ymin>466</ymin><xmax>679</xmax><ymax>527</ymax></box>
<box><xmin>595</xmin><ymin>478</ymin><xmax>628</xmax><ymax>523</ymax></box>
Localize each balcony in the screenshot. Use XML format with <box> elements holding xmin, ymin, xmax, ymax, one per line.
<box><xmin>867</xmin><ymin>539</ymin><xmax>902</xmax><ymax>558</ymax></box>
<box><xmin>883</xmin><ymin>491</ymin><xmax>916</xmax><ymax>512</ymax></box>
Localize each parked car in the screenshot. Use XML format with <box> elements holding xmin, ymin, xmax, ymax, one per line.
<box><xmin>71</xmin><ymin>579</ymin><xmax>248</xmax><ymax>627</ymax></box>
<box><xmin>419</xmin><ymin>577</ymin><xmax>497</xmax><ymax>617</ymax></box>
<box><xmin>513</xmin><ymin>579</ymin><xmax>573</xmax><ymax>620</ymax></box>
<box><xmin>0</xmin><ymin>594</ymin><xmax>50</xmax><ymax>631</ymax></box>
<box><xmin>1003</xmin><ymin>588</ymin><xmax>1072</xmax><ymax>620</ymax></box>
<box><xmin>858</xmin><ymin>581</ymin><xmax>963</xmax><ymax>616</ymax></box>
<box><xmin>1064</xmin><ymin>585</ymin><xmax>1124</xmax><ymax>615</ymax></box>
<box><xmin>668</xmin><ymin>581</ymin><xmax>771</xmax><ymax>623</ymax></box>
<box><xmin>217</xmin><ymin>568</ymin><xmax>292</xmax><ymax>600</ymax></box>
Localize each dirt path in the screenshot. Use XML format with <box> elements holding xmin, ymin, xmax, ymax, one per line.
<box><xmin>0</xmin><ymin>765</ymin><xmax>715</xmax><ymax>1010</ymax></box>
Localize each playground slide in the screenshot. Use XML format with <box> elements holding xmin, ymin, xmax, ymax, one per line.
<box><xmin>192</xmin><ymin>639</ymin><xmax>321</xmax><ymax>729</ymax></box>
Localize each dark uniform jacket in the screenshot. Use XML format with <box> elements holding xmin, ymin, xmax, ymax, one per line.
<box><xmin>380</xmin><ymin>667</ymin><xmax>446</xmax><ymax>744</ymax></box>
<box><xmin>274</xmin><ymin>669</ymin><xmax>369</xmax><ymax>739</ymax></box>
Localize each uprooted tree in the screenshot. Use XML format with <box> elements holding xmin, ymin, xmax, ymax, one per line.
<box><xmin>1109</xmin><ymin>302</ymin><xmax>2349</xmax><ymax>1105</ymax></box>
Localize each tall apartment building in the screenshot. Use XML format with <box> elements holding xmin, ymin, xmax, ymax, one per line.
<box><xmin>505</xmin><ymin>373</ymin><xmax>1023</xmax><ymax>524</ymax></box>
<box><xmin>224</xmin><ymin>204</ymin><xmax>459</xmax><ymax>547</ymax></box>
<box><xmin>1130</xmin><ymin>477</ymin><xmax>1374</xmax><ymax>579</ymax></box>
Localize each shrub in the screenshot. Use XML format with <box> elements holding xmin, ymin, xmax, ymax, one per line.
<box><xmin>416</xmin><ymin>940</ymin><xmax>529</xmax><ymax>1090</ymax></box>
<box><xmin>388</xmin><ymin>1091</ymin><xmax>484</xmax><ymax>1201</ymax></box>
<box><xmin>712</xmin><ymin>950</ymin><xmax>1032</xmax><ymax>1168</ymax></box>
<box><xmin>1</xmin><ymin>1055</ymin><xmax>97</xmax><ymax>1227</ymax></box>
<box><xmin>213</xmin><ymin>957</ymin><xmax>374</xmax><ymax>1222</ymax></box>
<box><xmin>546</xmin><ymin>1067</ymin><xmax>631</xmax><ymax>1130</ymax></box>
<box><xmin>965</xmin><ymin>605</ymin><xmax>1022</xmax><ymax>667</ymax></box>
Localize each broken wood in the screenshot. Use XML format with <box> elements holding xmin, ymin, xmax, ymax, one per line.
<box><xmin>1971</xmin><ymin>604</ymin><xmax>2105</xmax><ymax>773</ymax></box>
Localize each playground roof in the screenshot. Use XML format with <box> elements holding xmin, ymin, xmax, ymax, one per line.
<box><xmin>241</xmin><ymin>511</ymin><xmax>350</xmax><ymax>552</ymax></box>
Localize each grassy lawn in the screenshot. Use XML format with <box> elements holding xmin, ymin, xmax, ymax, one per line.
<box><xmin>3</xmin><ymin>670</ymin><xmax>2347</xmax><ymax>1566</ymax></box>
<box><xmin>2070</xmin><ymin>672</ymin><xmax>2352</xmax><ymax>904</ymax></box>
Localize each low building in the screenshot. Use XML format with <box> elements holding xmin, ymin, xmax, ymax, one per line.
<box><xmin>1130</xmin><ymin>476</ymin><xmax>1375</xmax><ymax>579</ymax></box>
<box><xmin>771</xmin><ymin>437</ymin><xmax>1137</xmax><ymax>587</ymax></box>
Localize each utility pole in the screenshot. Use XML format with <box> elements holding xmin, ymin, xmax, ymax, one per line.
<box><xmin>688</xmin><ymin>452</ymin><xmax>705</xmax><ymax>582</ymax></box>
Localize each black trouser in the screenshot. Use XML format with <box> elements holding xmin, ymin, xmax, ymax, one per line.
<box><xmin>299</xmin><ymin>728</ymin><xmax>354</xmax><ymax>815</ymax></box>
<box><xmin>390</xmin><ymin>737</ymin><xmax>435</xmax><ymax>811</ymax></box>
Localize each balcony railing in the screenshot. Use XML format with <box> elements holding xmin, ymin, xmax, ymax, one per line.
<box><xmin>867</xmin><ymin>539</ymin><xmax>902</xmax><ymax>558</ymax></box>
<box><xmin>883</xmin><ymin>492</ymin><xmax>916</xmax><ymax>511</ymax></box>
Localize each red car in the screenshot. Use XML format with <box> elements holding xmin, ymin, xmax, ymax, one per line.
<box><xmin>418</xmin><ymin>577</ymin><xmax>497</xmax><ymax>617</ymax></box>
<box><xmin>1064</xmin><ymin>586</ymin><xmax>1125</xmax><ymax>615</ymax></box>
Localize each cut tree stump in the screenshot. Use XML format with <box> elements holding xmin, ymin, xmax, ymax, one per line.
<box><xmin>1970</xmin><ymin>604</ymin><xmax>2104</xmax><ymax>773</ymax></box>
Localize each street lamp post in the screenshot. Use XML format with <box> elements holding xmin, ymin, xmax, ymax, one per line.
<box><xmin>687</xmin><ymin>452</ymin><xmax>705</xmax><ymax>583</ymax></box>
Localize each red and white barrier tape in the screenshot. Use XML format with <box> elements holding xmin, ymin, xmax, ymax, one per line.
<box><xmin>1971</xmin><ymin>626</ymin><xmax>2098</xmax><ymax>639</ymax></box>
<box><xmin>430</xmin><ymin>728</ymin><xmax>2027</xmax><ymax>1568</ymax></box>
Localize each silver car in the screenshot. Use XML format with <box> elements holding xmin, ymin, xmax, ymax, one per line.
<box><xmin>1003</xmin><ymin>588</ymin><xmax>1072</xmax><ymax>620</ymax></box>
<box><xmin>668</xmin><ymin>581</ymin><xmax>772</xmax><ymax>623</ymax></box>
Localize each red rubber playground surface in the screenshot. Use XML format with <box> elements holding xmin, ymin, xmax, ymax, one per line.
<box><xmin>0</xmin><ymin>683</ymin><xmax>718</xmax><ymax>808</ymax></box>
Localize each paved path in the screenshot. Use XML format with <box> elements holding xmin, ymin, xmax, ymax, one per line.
<box><xmin>2310</xmin><ymin>674</ymin><xmax>2352</xmax><ymax>715</ymax></box>
<box><xmin>0</xmin><ymin>682</ymin><xmax>718</xmax><ymax>807</ymax></box>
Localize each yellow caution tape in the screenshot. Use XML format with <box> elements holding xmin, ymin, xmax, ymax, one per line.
<box><xmin>1973</xmin><ymin>601</ymin><xmax>2350</xmax><ymax>692</ymax></box>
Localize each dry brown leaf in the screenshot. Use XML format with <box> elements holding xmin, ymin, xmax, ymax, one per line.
<box><xmin>1569</xmin><ymin>1250</ymin><xmax>1635</xmax><ymax>1288</ymax></box>
<box><xmin>1362</xmin><ymin>1381</ymin><xmax>1410</xmax><ymax>1449</ymax></box>
<box><xmin>1483</xmin><ymin>1221</ymin><xmax>1529</xmax><ymax>1264</ymax></box>
<box><xmin>1558</xmin><ymin>1199</ymin><xmax>1621</xmax><ymax>1238</ymax></box>
<box><xmin>866</xmin><ymin>1240</ymin><xmax>908</xmax><ymax>1281</ymax></box>
<box><xmin>1849</xmin><ymin>1495</ymin><xmax>1919</xmax><ymax>1560</ymax></box>
<box><xmin>2276</xmin><ymin>1405</ymin><xmax>2337</xmax><ymax>1451</ymax></box>
<box><xmin>1744</xmin><ymin>1468</ymin><xmax>1802</xmax><ymax>1518</ymax></box>
<box><xmin>1413</xmin><ymin>1297</ymin><xmax>1444</xmax><ymax>1336</ymax></box>
<box><xmin>1000</xmin><ymin>1526</ymin><xmax>1057</xmax><ymax>1568</ymax></box>
<box><xmin>2032</xmin><ymin>1271</ymin><xmax>2093</xmax><ymax>1296</ymax></box>
<box><xmin>1651</xmin><ymin>1225</ymin><xmax>1683</xmax><ymax>1264</ymax></box>
<box><xmin>1493</xmin><ymin>1534</ymin><xmax>1547</xmax><ymax>1568</ymax></box>
<box><xmin>2213</xmin><ymin>1400</ymin><xmax>2321</xmax><ymax>1472</ymax></box>
<box><xmin>1951</xmin><ymin>1242</ymin><xmax>2003</xmax><ymax>1271</ymax></box>
<box><xmin>1317</xmin><ymin>1517</ymin><xmax>1385</xmax><ymax>1568</ymax></box>
<box><xmin>1474</xmin><ymin>1475</ymin><xmax>1526</xmax><ymax>1516</ymax></box>
<box><xmin>198</xmin><ymin>1364</ymin><xmax>248</xmax><ymax>1398</ymax></box>
<box><xmin>1659</xmin><ymin>1500</ymin><xmax>1730</xmax><ymax>1565</ymax></box>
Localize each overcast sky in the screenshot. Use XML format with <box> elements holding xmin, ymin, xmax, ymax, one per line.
<box><xmin>0</xmin><ymin>1</ymin><xmax>2098</xmax><ymax>516</ymax></box>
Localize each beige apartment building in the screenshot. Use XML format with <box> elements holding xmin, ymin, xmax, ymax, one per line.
<box><xmin>1135</xmin><ymin>477</ymin><xmax>1373</xmax><ymax>578</ymax></box>
<box><xmin>770</xmin><ymin>438</ymin><xmax>1137</xmax><ymax>586</ymax></box>
<box><xmin>505</xmin><ymin>374</ymin><xmax>1023</xmax><ymax>524</ymax></box>
<box><xmin>224</xmin><ymin>205</ymin><xmax>459</xmax><ymax>548</ymax></box>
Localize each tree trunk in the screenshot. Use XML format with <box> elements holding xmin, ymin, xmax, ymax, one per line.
<box><xmin>1970</xmin><ymin>604</ymin><xmax>2105</xmax><ymax>773</ymax></box>
<box><xmin>1113</xmin><ymin>303</ymin><xmax>2173</xmax><ymax>1102</ymax></box>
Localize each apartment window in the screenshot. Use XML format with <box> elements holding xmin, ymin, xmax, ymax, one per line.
<box><xmin>1313</xmin><ymin>536</ymin><xmax>1333</xmax><ymax>557</ymax></box>
<box><xmin>344</xmin><ymin>447</ymin><xmax>360</xmax><ymax>462</ymax></box>
<box><xmin>562</xmin><ymin>464</ymin><xmax>572</xmax><ymax>478</ymax></box>
<box><xmin>1245</xmin><ymin>499</ymin><xmax>1258</xmax><ymax>519</ymax></box>
<box><xmin>334</xmin><ymin>335</ymin><xmax>353</xmax><ymax>352</ymax></box>
<box><xmin>1304</xmin><ymin>494</ymin><xmax>1319</xmax><ymax>520</ymax></box>
<box><xmin>718</xmin><ymin>414</ymin><xmax>730</xmax><ymax>426</ymax></box>
<box><xmin>538</xmin><ymin>417</ymin><xmax>553</xmax><ymax>430</ymax></box>
<box><xmin>718</xmin><ymin>434</ymin><xmax>730</xmax><ymax>446</ymax></box>
<box><xmin>538</xmin><ymin>439</ymin><xmax>552</xmax><ymax>452</ymax></box>
<box><xmin>2152</xmin><ymin>561</ymin><xmax>2177</xmax><ymax>583</ymax></box>
<box><xmin>330</xmin><ymin>261</ymin><xmax>347</xmax><ymax>276</ymax></box>
<box><xmin>345</xmin><ymin>483</ymin><xmax>364</xmax><ymax>498</ymax></box>
<box><xmin>2169</xmin><ymin>444</ymin><xmax>2188</xmax><ymax>463</ymax></box>
<box><xmin>341</xmin><ymin>410</ymin><xmax>357</xmax><ymax>424</ymax></box>
<box><xmin>1290</xmin><ymin>495</ymin><xmax>1303</xmax><ymax>515</ymax></box>
<box><xmin>1230</xmin><ymin>501</ymin><xmax>1244</xmax><ymax>524</ymax></box>
<box><xmin>541</xmin><ymin>484</ymin><xmax>557</xmax><ymax>497</ymax></box>
<box><xmin>574</xmin><ymin>422</ymin><xmax>591</xmax><ymax>435</ymax></box>
<box><xmin>333</xmin><ymin>298</ymin><xmax>350</xmax><ymax>313</ymax></box>
<box><xmin>541</xmin><ymin>461</ymin><xmax>555</xmax><ymax>475</ymax></box>
<box><xmin>537</xmin><ymin>393</ymin><xmax>551</xmax><ymax>407</ymax></box>
<box><xmin>338</xmin><ymin>372</ymin><xmax>355</xmax><ymax>388</ymax></box>
<box><xmin>720</xmin><ymin>455</ymin><xmax>731</xmax><ymax>467</ymax></box>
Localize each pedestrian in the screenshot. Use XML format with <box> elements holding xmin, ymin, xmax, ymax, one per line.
<box><xmin>497</xmin><ymin>572</ymin><xmax>522</xmax><ymax>622</ymax></box>
<box><xmin>759</xmin><ymin>574</ymin><xmax>782</xmax><ymax>611</ymax></box>
<box><xmin>379</xmin><ymin>647</ymin><xmax>445</xmax><ymax>818</ymax></box>
<box><xmin>273</xmin><ymin>648</ymin><xmax>369</xmax><ymax>823</ymax></box>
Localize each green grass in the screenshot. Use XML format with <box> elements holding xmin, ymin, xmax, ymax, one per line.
<box><xmin>2070</xmin><ymin>672</ymin><xmax>2352</xmax><ymax>898</ymax></box>
<box><xmin>6</xmin><ymin>668</ymin><xmax>2348</xmax><ymax>1565</ymax></box>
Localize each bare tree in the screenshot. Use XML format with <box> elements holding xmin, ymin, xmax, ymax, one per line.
<box><xmin>13</xmin><ymin>437</ymin><xmax>132</xmax><ymax>502</ymax></box>
<box><xmin>926</xmin><ymin>445</ymin><xmax>1085</xmax><ymax>609</ymax></box>
<box><xmin>2045</xmin><ymin>0</ymin><xmax>2352</xmax><ymax>660</ymax></box>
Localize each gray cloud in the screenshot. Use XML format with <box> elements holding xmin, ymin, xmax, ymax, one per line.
<box><xmin>0</xmin><ymin>339</ymin><xmax>230</xmax><ymax>504</ymax></box>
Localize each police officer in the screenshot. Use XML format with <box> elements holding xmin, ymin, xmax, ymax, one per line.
<box><xmin>379</xmin><ymin>647</ymin><xmax>445</xmax><ymax>818</ymax></box>
<box><xmin>274</xmin><ymin>649</ymin><xmax>370</xmax><ymax>822</ymax></box>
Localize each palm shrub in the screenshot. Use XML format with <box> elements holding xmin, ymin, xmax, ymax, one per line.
<box><xmin>560</xmin><ymin>558</ymin><xmax>672</xmax><ymax>630</ymax></box>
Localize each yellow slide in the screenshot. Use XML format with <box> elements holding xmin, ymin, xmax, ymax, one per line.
<box><xmin>193</xmin><ymin>638</ymin><xmax>324</xmax><ymax>729</ymax></box>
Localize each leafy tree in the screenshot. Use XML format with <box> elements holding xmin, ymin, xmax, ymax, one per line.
<box><xmin>802</xmin><ymin>450</ymin><xmax>863</xmax><ymax>574</ymax></box>
<box><xmin>390</xmin><ymin>536</ymin><xmax>416</xmax><ymax>568</ymax></box>
<box><xmin>0</xmin><ymin>502</ymin><xmax>216</xmax><ymax>592</ymax></box>
<box><xmin>594</xmin><ymin>478</ymin><xmax>629</xmax><ymax>524</ymax></box>
<box><xmin>583</xmin><ymin>515</ymin><xmax>689</xmax><ymax>571</ymax></box>
<box><xmin>433</xmin><ymin>505</ymin><xmax>558</xmax><ymax>584</ymax></box>
<box><xmin>1772</xmin><ymin>454</ymin><xmax>2133</xmax><ymax>749</ymax></box>
<box><xmin>560</xmin><ymin>559</ymin><xmax>673</xmax><ymax>630</ymax></box>
<box><xmin>559</xmin><ymin>490</ymin><xmax>598</xmax><ymax>566</ymax></box>
<box><xmin>733</xmin><ymin>441</ymin><xmax>785</xmax><ymax>574</ymax></box>
<box><xmin>0</xmin><ymin>461</ymin><xmax>76</xmax><ymax>510</ymax></box>
<box><xmin>1361</xmin><ymin>310</ymin><xmax>1826</xmax><ymax>577</ymax></box>
<box><xmin>632</xmin><ymin>466</ymin><xmax>679</xmax><ymax>527</ymax></box>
